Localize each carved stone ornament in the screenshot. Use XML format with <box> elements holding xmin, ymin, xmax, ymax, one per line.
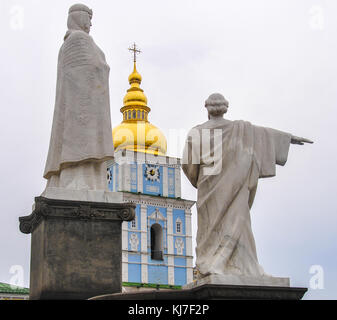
<box><xmin>19</xmin><ymin>197</ymin><xmax>136</xmax><ymax>234</ymax></box>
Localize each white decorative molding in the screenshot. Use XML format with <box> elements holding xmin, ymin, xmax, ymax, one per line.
<box><xmin>137</xmin><ymin>163</ymin><xmax>143</xmax><ymax>193</ymax></box>
<box><xmin>148</xmin><ymin>208</ymin><xmax>166</xmax><ymax>221</ymax></box>
<box><xmin>122</xmin><ymin>193</ymin><xmax>195</xmax><ymax>211</ymax></box>
<box><xmin>186</xmin><ymin>235</ymin><xmax>192</xmax><ymax>256</ymax></box>
<box><xmin>122</xmin><ymin>228</ymin><xmax>128</xmax><ymax>251</ymax></box>
<box><xmin>185</xmin><ymin>210</ymin><xmax>192</xmax><ymax>236</ymax></box>
<box><xmin>124</xmin><ymin>163</ymin><xmax>131</xmax><ymax>192</ymax></box>
<box><xmin>168</xmin><ymin>256</ymin><xmax>175</xmax><ymax>285</ymax></box>
<box><xmin>129</xmin><ymin>233</ymin><xmax>139</xmax><ymax>251</ymax></box>
<box><xmin>122</xmin><ymin>262</ymin><xmax>128</xmax><ymax>282</ymax></box>
<box><xmin>167</xmin><ymin>207</ymin><xmax>173</xmax><ymax>255</ymax></box>
<box><xmin>118</xmin><ymin>163</ymin><xmax>123</xmax><ymax>192</ymax></box>
<box><xmin>141</xmin><ymin>254</ymin><xmax>148</xmax><ymax>283</ymax></box>
<box><xmin>175</xmin><ymin>237</ymin><xmax>184</xmax><ymax>255</ymax></box>
<box><xmin>186</xmin><ymin>266</ymin><xmax>193</xmax><ymax>284</ymax></box>
<box><xmin>175</xmin><ymin>167</ymin><xmax>181</xmax><ymax>198</ymax></box>
<box><xmin>163</xmin><ymin>166</ymin><xmax>168</xmax><ymax>197</ymax></box>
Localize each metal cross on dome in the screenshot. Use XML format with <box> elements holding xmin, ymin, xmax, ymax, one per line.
<box><xmin>128</xmin><ymin>42</ymin><xmax>142</xmax><ymax>63</ymax></box>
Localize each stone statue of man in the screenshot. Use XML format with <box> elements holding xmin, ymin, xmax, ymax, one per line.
<box><xmin>182</xmin><ymin>93</ymin><xmax>312</xmax><ymax>281</ymax></box>
<box><xmin>43</xmin><ymin>4</ymin><xmax>114</xmax><ymax>192</ymax></box>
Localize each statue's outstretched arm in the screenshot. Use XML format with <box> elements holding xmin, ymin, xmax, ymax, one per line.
<box><xmin>291</xmin><ymin>135</ymin><xmax>314</xmax><ymax>145</ymax></box>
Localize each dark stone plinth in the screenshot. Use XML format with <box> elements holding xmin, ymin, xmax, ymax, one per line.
<box><xmin>90</xmin><ymin>284</ymin><xmax>307</xmax><ymax>300</ymax></box>
<box><xmin>19</xmin><ymin>196</ymin><xmax>135</xmax><ymax>300</ymax></box>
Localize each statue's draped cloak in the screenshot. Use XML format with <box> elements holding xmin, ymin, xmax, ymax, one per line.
<box><xmin>182</xmin><ymin>119</ymin><xmax>291</xmax><ymax>277</ymax></box>
<box><xmin>43</xmin><ymin>30</ymin><xmax>114</xmax><ymax>181</ymax></box>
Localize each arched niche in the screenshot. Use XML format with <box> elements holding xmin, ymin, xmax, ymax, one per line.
<box><xmin>150</xmin><ymin>223</ymin><xmax>164</xmax><ymax>260</ymax></box>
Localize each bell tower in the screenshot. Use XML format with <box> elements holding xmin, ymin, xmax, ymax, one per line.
<box><xmin>108</xmin><ymin>44</ymin><xmax>194</xmax><ymax>288</ymax></box>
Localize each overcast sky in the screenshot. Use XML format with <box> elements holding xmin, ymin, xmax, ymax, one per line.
<box><xmin>0</xmin><ymin>0</ymin><xmax>336</xmax><ymax>299</ymax></box>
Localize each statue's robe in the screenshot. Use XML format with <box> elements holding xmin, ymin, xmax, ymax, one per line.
<box><xmin>182</xmin><ymin>119</ymin><xmax>291</xmax><ymax>277</ymax></box>
<box><xmin>43</xmin><ymin>30</ymin><xmax>114</xmax><ymax>190</ymax></box>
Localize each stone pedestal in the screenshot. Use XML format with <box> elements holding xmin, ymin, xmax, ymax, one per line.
<box><xmin>19</xmin><ymin>196</ymin><xmax>135</xmax><ymax>300</ymax></box>
<box><xmin>90</xmin><ymin>284</ymin><xmax>307</xmax><ymax>300</ymax></box>
<box><xmin>183</xmin><ymin>274</ymin><xmax>290</xmax><ymax>289</ymax></box>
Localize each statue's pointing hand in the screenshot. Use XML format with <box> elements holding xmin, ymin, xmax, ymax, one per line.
<box><xmin>291</xmin><ymin>135</ymin><xmax>314</xmax><ymax>145</ymax></box>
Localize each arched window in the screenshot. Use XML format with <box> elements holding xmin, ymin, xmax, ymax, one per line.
<box><xmin>128</xmin><ymin>110</ymin><xmax>131</xmax><ymax>120</ymax></box>
<box><xmin>137</xmin><ymin>110</ymin><xmax>140</xmax><ymax>120</ymax></box>
<box><xmin>142</xmin><ymin>111</ymin><xmax>144</xmax><ymax>120</ymax></box>
<box><xmin>150</xmin><ymin>223</ymin><xmax>163</xmax><ymax>260</ymax></box>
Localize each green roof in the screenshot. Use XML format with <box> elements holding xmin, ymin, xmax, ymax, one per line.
<box><xmin>0</xmin><ymin>283</ymin><xmax>29</xmax><ymax>295</ymax></box>
<box><xmin>123</xmin><ymin>282</ymin><xmax>182</xmax><ymax>290</ymax></box>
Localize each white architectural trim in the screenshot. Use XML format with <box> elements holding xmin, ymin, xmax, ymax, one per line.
<box><xmin>141</xmin><ymin>254</ymin><xmax>148</xmax><ymax>283</ymax></box>
<box><xmin>168</xmin><ymin>256</ymin><xmax>175</xmax><ymax>285</ymax></box>
<box><xmin>137</xmin><ymin>163</ymin><xmax>143</xmax><ymax>193</ymax></box>
<box><xmin>118</xmin><ymin>163</ymin><xmax>123</xmax><ymax>192</ymax></box>
<box><xmin>122</xmin><ymin>225</ymin><xmax>128</xmax><ymax>251</ymax></box>
<box><xmin>175</xmin><ymin>167</ymin><xmax>181</xmax><ymax>198</ymax></box>
<box><xmin>162</xmin><ymin>166</ymin><xmax>168</xmax><ymax>197</ymax></box>
<box><xmin>140</xmin><ymin>204</ymin><xmax>147</xmax><ymax>253</ymax></box>
<box><xmin>122</xmin><ymin>193</ymin><xmax>195</xmax><ymax>211</ymax></box>
<box><xmin>123</xmin><ymin>163</ymin><xmax>131</xmax><ymax>192</ymax></box>
<box><xmin>167</xmin><ymin>207</ymin><xmax>173</xmax><ymax>255</ymax></box>
<box><xmin>186</xmin><ymin>235</ymin><xmax>192</xmax><ymax>256</ymax></box>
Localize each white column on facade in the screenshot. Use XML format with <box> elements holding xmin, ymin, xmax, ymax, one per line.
<box><xmin>140</xmin><ymin>203</ymin><xmax>148</xmax><ymax>283</ymax></box>
<box><xmin>137</xmin><ymin>163</ymin><xmax>143</xmax><ymax>193</ymax></box>
<box><xmin>117</xmin><ymin>162</ymin><xmax>123</xmax><ymax>192</ymax></box>
<box><xmin>141</xmin><ymin>254</ymin><xmax>148</xmax><ymax>284</ymax></box>
<box><xmin>162</xmin><ymin>165</ymin><xmax>168</xmax><ymax>197</ymax></box>
<box><xmin>168</xmin><ymin>256</ymin><xmax>175</xmax><ymax>285</ymax></box>
<box><xmin>140</xmin><ymin>203</ymin><xmax>147</xmax><ymax>251</ymax></box>
<box><xmin>175</xmin><ymin>166</ymin><xmax>181</xmax><ymax>198</ymax></box>
<box><xmin>186</xmin><ymin>257</ymin><xmax>193</xmax><ymax>284</ymax></box>
<box><xmin>167</xmin><ymin>206</ymin><xmax>175</xmax><ymax>285</ymax></box>
<box><xmin>167</xmin><ymin>207</ymin><xmax>173</xmax><ymax>254</ymax></box>
<box><xmin>185</xmin><ymin>209</ymin><xmax>193</xmax><ymax>256</ymax></box>
<box><xmin>123</xmin><ymin>163</ymin><xmax>131</xmax><ymax>192</ymax></box>
<box><xmin>122</xmin><ymin>242</ymin><xmax>129</xmax><ymax>283</ymax></box>
<box><xmin>122</xmin><ymin>221</ymin><xmax>128</xmax><ymax>251</ymax></box>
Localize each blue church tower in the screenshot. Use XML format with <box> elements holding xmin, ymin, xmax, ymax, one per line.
<box><xmin>109</xmin><ymin>46</ymin><xmax>194</xmax><ymax>288</ymax></box>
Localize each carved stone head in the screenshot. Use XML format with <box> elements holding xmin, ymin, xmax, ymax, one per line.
<box><xmin>205</xmin><ymin>93</ymin><xmax>229</xmax><ymax>119</ymax></box>
<box><xmin>67</xmin><ymin>4</ymin><xmax>93</xmax><ymax>34</ymax></box>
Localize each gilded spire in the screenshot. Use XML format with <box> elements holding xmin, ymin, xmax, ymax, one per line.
<box><xmin>112</xmin><ymin>44</ymin><xmax>167</xmax><ymax>155</ymax></box>
<box><xmin>122</xmin><ymin>44</ymin><xmax>150</xmax><ymax>118</ymax></box>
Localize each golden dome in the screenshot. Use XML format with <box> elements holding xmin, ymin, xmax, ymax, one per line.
<box><xmin>112</xmin><ymin>61</ymin><xmax>167</xmax><ymax>156</ymax></box>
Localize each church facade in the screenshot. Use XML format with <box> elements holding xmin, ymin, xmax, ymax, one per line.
<box><xmin>107</xmin><ymin>152</ymin><xmax>194</xmax><ymax>286</ymax></box>
<box><xmin>109</xmin><ymin>46</ymin><xmax>194</xmax><ymax>287</ymax></box>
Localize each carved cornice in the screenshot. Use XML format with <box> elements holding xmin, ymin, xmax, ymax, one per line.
<box><xmin>19</xmin><ymin>196</ymin><xmax>136</xmax><ymax>234</ymax></box>
<box><xmin>122</xmin><ymin>193</ymin><xmax>195</xmax><ymax>210</ymax></box>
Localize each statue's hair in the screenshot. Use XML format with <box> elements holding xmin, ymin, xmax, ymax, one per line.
<box><xmin>69</xmin><ymin>4</ymin><xmax>93</xmax><ymax>17</ymax></box>
<box><xmin>205</xmin><ymin>93</ymin><xmax>228</xmax><ymax>116</ymax></box>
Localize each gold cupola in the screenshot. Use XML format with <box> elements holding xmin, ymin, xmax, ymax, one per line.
<box><xmin>112</xmin><ymin>44</ymin><xmax>167</xmax><ymax>156</ymax></box>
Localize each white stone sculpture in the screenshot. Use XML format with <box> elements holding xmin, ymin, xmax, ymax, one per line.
<box><xmin>130</xmin><ymin>233</ymin><xmax>139</xmax><ymax>251</ymax></box>
<box><xmin>175</xmin><ymin>237</ymin><xmax>184</xmax><ymax>255</ymax></box>
<box><xmin>182</xmin><ymin>93</ymin><xmax>313</xmax><ymax>286</ymax></box>
<box><xmin>42</xmin><ymin>4</ymin><xmax>114</xmax><ymax>197</ymax></box>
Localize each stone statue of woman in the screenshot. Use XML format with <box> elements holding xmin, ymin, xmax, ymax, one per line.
<box><xmin>43</xmin><ymin>4</ymin><xmax>114</xmax><ymax>194</ymax></box>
